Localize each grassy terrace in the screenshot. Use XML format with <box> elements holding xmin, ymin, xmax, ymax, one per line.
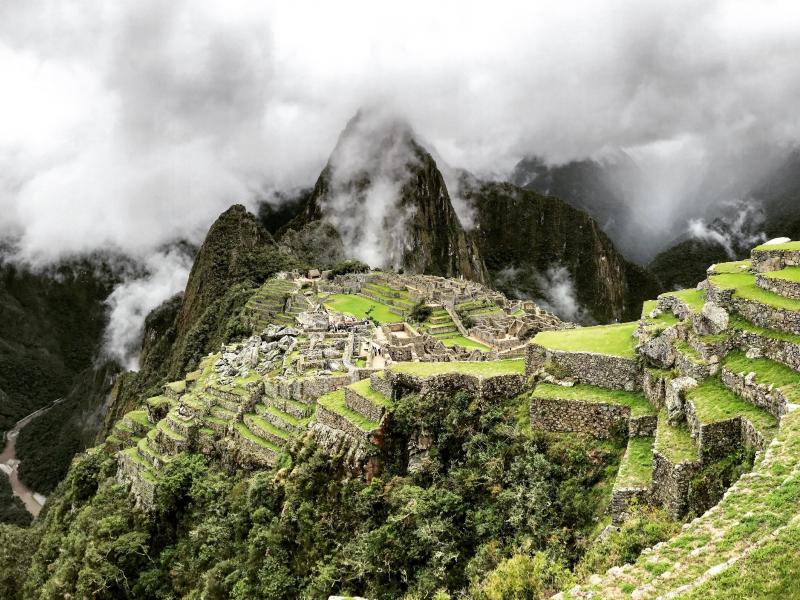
<box><xmin>685</xmin><ymin>378</ymin><xmax>778</xmax><ymax>435</ymax></box>
<box><xmin>266</xmin><ymin>405</ymin><xmax>309</xmax><ymax>428</ymax></box>
<box><xmin>349</xmin><ymin>378</ymin><xmax>392</xmax><ymax>407</ymax></box>
<box><xmin>729</xmin><ymin>314</ymin><xmax>800</xmax><ymax>344</ymax></box>
<box><xmin>753</xmin><ymin>240</ymin><xmax>800</xmax><ymax>252</ymax></box>
<box><xmin>675</xmin><ymin>340</ymin><xmax>708</xmax><ymax>364</ymax></box>
<box><xmin>571</xmin><ymin>409</ymin><xmax>800</xmax><ymax>598</ymax></box>
<box><xmin>121</xmin><ymin>448</ymin><xmax>157</xmax><ymax>483</ymax></box>
<box><xmin>658</xmin><ymin>287</ymin><xmax>706</xmax><ymax>313</ymax></box>
<box><xmin>318</xmin><ymin>389</ymin><xmax>379</xmax><ymax>431</ymax></box>
<box><xmin>125</xmin><ymin>409</ymin><xmax>151</xmax><ymax>428</ymax></box>
<box><xmin>532</xmin><ymin>322</ymin><xmax>638</xmax><ymax>359</ymax></box>
<box><xmin>233</xmin><ymin>422</ymin><xmax>280</xmax><ymax>451</ymax></box>
<box><xmin>246</xmin><ymin>414</ymin><xmax>289</xmax><ymax>440</ymax></box>
<box><xmin>532</xmin><ymin>383</ymin><xmax>656</xmax><ymax>417</ymax></box>
<box><xmin>323</xmin><ymin>293</ymin><xmax>402</xmax><ymax>323</ymax></box>
<box><xmin>616</xmin><ymin>436</ymin><xmax>655</xmax><ymax>488</ymax></box>
<box><xmin>723</xmin><ymin>350</ymin><xmax>800</xmax><ymax>403</ymax></box>
<box><xmin>710</xmin><ymin>271</ymin><xmax>800</xmax><ymax>310</ymax></box>
<box><xmin>641</xmin><ymin>299</ymin><xmax>680</xmax><ymax>331</ymax></box>
<box><xmin>763</xmin><ymin>266</ymin><xmax>800</xmax><ymax>283</ymax></box>
<box><xmin>708</xmin><ymin>259</ymin><xmax>752</xmax><ymax>274</ymax></box>
<box><xmin>434</xmin><ymin>335</ymin><xmax>491</xmax><ymax>351</ymax></box>
<box><xmin>654</xmin><ymin>412</ymin><xmax>699</xmax><ymax>463</ymax></box>
<box><xmin>389</xmin><ymin>358</ymin><xmax>525</xmax><ymax>378</ymax></box>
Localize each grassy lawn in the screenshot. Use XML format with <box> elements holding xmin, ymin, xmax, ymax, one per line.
<box><xmin>710</xmin><ymin>271</ymin><xmax>800</xmax><ymax>311</ymax></box>
<box><xmin>658</xmin><ymin>287</ymin><xmax>706</xmax><ymax>312</ymax></box>
<box><xmin>390</xmin><ymin>358</ymin><xmax>525</xmax><ymax>378</ymax></box>
<box><xmin>708</xmin><ymin>260</ymin><xmax>752</xmax><ymax>275</ymax></box>
<box><xmin>674</xmin><ymin>340</ymin><xmax>708</xmax><ymax>364</ymax></box>
<box><xmin>616</xmin><ymin>436</ymin><xmax>654</xmax><ymax>488</ymax></box>
<box><xmin>763</xmin><ymin>266</ymin><xmax>800</xmax><ymax>283</ymax></box>
<box><xmin>641</xmin><ymin>300</ymin><xmax>680</xmax><ymax>329</ymax></box>
<box><xmin>685</xmin><ymin>378</ymin><xmax>778</xmax><ymax>434</ymax></box>
<box><xmin>532</xmin><ymin>383</ymin><xmax>656</xmax><ymax>417</ymax></box>
<box><xmin>349</xmin><ymin>378</ymin><xmax>392</xmax><ymax>407</ymax></box>
<box><xmin>435</xmin><ymin>335</ymin><xmax>491</xmax><ymax>351</ymax></box>
<box><xmin>753</xmin><ymin>240</ymin><xmax>800</xmax><ymax>252</ymax></box>
<box><xmin>532</xmin><ymin>322</ymin><xmax>638</xmax><ymax>358</ymax></box>
<box><xmin>323</xmin><ymin>294</ymin><xmax>402</xmax><ymax>323</ymax></box>
<box><xmin>318</xmin><ymin>389</ymin><xmax>379</xmax><ymax>431</ymax></box>
<box><xmin>655</xmin><ymin>412</ymin><xmax>699</xmax><ymax>463</ymax></box>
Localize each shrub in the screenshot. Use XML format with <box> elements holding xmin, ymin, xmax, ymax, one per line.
<box><xmin>409</xmin><ymin>300</ymin><xmax>433</xmax><ymax>323</ymax></box>
<box><xmin>329</xmin><ymin>259</ymin><xmax>370</xmax><ymax>277</ymax></box>
<box><xmin>473</xmin><ymin>552</ymin><xmax>572</xmax><ymax>599</ymax></box>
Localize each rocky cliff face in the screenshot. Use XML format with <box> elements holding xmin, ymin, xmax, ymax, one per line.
<box><xmin>282</xmin><ymin>111</ymin><xmax>489</xmax><ymax>283</ymax></box>
<box><xmin>463</xmin><ymin>180</ymin><xmax>660</xmax><ymax>323</ymax></box>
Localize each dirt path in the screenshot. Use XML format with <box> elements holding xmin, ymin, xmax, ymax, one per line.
<box><xmin>0</xmin><ymin>398</ymin><xmax>65</xmax><ymax>518</ymax></box>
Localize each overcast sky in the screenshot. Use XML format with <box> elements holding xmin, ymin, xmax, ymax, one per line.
<box><xmin>3</xmin><ymin>0</ymin><xmax>800</xmax><ymax>365</ymax></box>
<box><xmin>3</xmin><ymin>0</ymin><xmax>800</xmax><ymax>264</ymax></box>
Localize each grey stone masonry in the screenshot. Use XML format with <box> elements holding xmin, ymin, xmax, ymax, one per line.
<box><xmin>530</xmin><ymin>397</ymin><xmax>635</xmax><ymax>438</ymax></box>
<box><xmin>650</xmin><ymin>451</ymin><xmax>700</xmax><ymax>519</ymax></box>
<box><xmin>643</xmin><ymin>369</ymin><xmax>669</xmax><ymax>410</ymax></box>
<box><xmin>345</xmin><ymin>386</ymin><xmax>385</xmax><ymax>423</ymax></box>
<box><xmin>751</xmin><ymin>247</ymin><xmax>800</xmax><ymax>272</ymax></box>
<box><xmin>684</xmin><ymin>400</ymin><xmax>769</xmax><ymax>463</ymax></box>
<box><xmin>385</xmin><ymin>370</ymin><xmax>526</xmax><ymax>403</ymax></box>
<box><xmin>730</xmin><ymin>328</ymin><xmax>800</xmax><ymax>373</ymax></box>
<box><xmin>707</xmin><ymin>278</ymin><xmax>800</xmax><ymax>336</ymax></box>
<box><xmin>721</xmin><ymin>366</ymin><xmax>793</xmax><ymax>419</ymax></box>
<box><xmin>526</xmin><ymin>344</ymin><xmax>642</xmax><ymax>391</ymax></box>
<box><xmin>756</xmin><ymin>272</ymin><xmax>800</xmax><ymax>300</ymax></box>
<box><xmin>315</xmin><ymin>401</ymin><xmax>378</xmax><ymax>442</ymax></box>
<box><xmin>369</xmin><ymin>371</ymin><xmax>394</xmax><ymax>399</ymax></box>
<box><xmin>611</xmin><ymin>486</ymin><xmax>651</xmax><ymax>525</ymax></box>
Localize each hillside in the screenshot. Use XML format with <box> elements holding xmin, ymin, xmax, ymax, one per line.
<box><xmin>281</xmin><ymin>111</ymin><xmax>489</xmax><ymax>283</ymax></box>
<box><xmin>462</xmin><ymin>180</ymin><xmax>661</xmax><ymax>323</ymax></box>
<box><xmin>2</xmin><ymin>234</ymin><xmax>799</xmax><ymax>598</ymax></box>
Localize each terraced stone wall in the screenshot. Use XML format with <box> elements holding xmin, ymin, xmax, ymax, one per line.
<box><xmin>611</xmin><ymin>486</ymin><xmax>651</xmax><ymax>525</ymax></box>
<box><xmin>751</xmin><ymin>248</ymin><xmax>800</xmax><ymax>272</ymax></box>
<box><xmin>720</xmin><ymin>366</ymin><xmax>790</xmax><ymax>418</ymax></box>
<box><xmin>385</xmin><ymin>371</ymin><xmax>526</xmax><ymax>404</ymax></box>
<box><xmin>526</xmin><ymin>345</ymin><xmax>642</xmax><ymax>391</ymax></box>
<box><xmin>650</xmin><ymin>452</ymin><xmax>700</xmax><ymax>518</ymax></box>
<box><xmin>529</xmin><ymin>397</ymin><xmax>632</xmax><ymax>438</ymax></box>
<box><xmin>756</xmin><ymin>273</ymin><xmax>800</xmax><ymax>299</ymax></box>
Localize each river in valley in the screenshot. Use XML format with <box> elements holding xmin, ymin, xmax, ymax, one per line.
<box><xmin>0</xmin><ymin>398</ymin><xmax>64</xmax><ymax>517</ymax></box>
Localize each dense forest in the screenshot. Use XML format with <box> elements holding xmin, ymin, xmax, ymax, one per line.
<box><xmin>0</xmin><ymin>388</ymin><xmax>681</xmax><ymax>599</ymax></box>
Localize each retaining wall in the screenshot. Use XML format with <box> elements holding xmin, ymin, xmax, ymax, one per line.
<box><xmin>526</xmin><ymin>344</ymin><xmax>642</xmax><ymax>391</ymax></box>
<box><xmin>756</xmin><ymin>273</ymin><xmax>800</xmax><ymax>300</ymax></box>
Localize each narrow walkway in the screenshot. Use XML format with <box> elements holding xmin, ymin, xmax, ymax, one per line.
<box><xmin>0</xmin><ymin>397</ymin><xmax>64</xmax><ymax>518</ymax></box>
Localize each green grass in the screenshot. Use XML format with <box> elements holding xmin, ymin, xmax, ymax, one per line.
<box><xmin>349</xmin><ymin>378</ymin><xmax>392</xmax><ymax>408</ymax></box>
<box><xmin>658</xmin><ymin>287</ymin><xmax>706</xmax><ymax>312</ymax></box>
<box><xmin>157</xmin><ymin>419</ymin><xmax>186</xmax><ymax>441</ymax></box>
<box><xmin>763</xmin><ymin>266</ymin><xmax>800</xmax><ymax>283</ymax></box>
<box><xmin>125</xmin><ymin>409</ymin><xmax>151</xmax><ymax>428</ymax></box>
<box><xmin>685</xmin><ymin>378</ymin><xmax>778</xmax><ymax>435</ymax></box>
<box><xmin>728</xmin><ymin>315</ymin><xmax>800</xmax><ymax>344</ymax></box>
<box><xmin>675</xmin><ymin>340</ymin><xmax>707</xmax><ymax>365</ymax></box>
<box><xmin>317</xmin><ymin>389</ymin><xmax>379</xmax><ymax>431</ymax></box>
<box><xmin>434</xmin><ymin>335</ymin><xmax>491</xmax><ymax>351</ymax></box>
<box><xmin>532</xmin><ymin>383</ymin><xmax>656</xmax><ymax>417</ymax></box>
<box><xmin>710</xmin><ymin>271</ymin><xmax>800</xmax><ymax>310</ymax></box>
<box><xmin>641</xmin><ymin>300</ymin><xmax>680</xmax><ymax>329</ymax></box>
<box><xmin>246</xmin><ymin>414</ymin><xmax>288</xmax><ymax>440</ymax></box>
<box><xmin>654</xmin><ymin>412</ymin><xmax>699</xmax><ymax>463</ymax></box>
<box><xmin>265</xmin><ymin>405</ymin><xmax>308</xmax><ymax>428</ymax></box>
<box><xmin>323</xmin><ymin>294</ymin><xmax>402</xmax><ymax>323</ymax></box>
<box><xmin>121</xmin><ymin>447</ymin><xmax>157</xmax><ymax>482</ymax></box>
<box><xmin>616</xmin><ymin>437</ymin><xmax>654</xmax><ymax>488</ymax></box>
<box><xmin>753</xmin><ymin>240</ymin><xmax>800</xmax><ymax>252</ymax></box>
<box><xmin>723</xmin><ymin>350</ymin><xmax>800</xmax><ymax>403</ymax></box>
<box><xmin>708</xmin><ymin>260</ymin><xmax>752</xmax><ymax>275</ymax></box>
<box><xmin>233</xmin><ymin>422</ymin><xmax>280</xmax><ymax>451</ymax></box>
<box><xmin>165</xmin><ymin>380</ymin><xmax>186</xmax><ymax>393</ymax></box>
<box><xmin>389</xmin><ymin>358</ymin><xmax>525</xmax><ymax>378</ymax></box>
<box><xmin>532</xmin><ymin>322</ymin><xmax>638</xmax><ymax>358</ymax></box>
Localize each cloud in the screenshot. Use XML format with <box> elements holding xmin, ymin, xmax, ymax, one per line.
<box><xmin>2</xmin><ymin>0</ymin><xmax>800</xmax><ymax>363</ymax></box>
<box><xmin>686</xmin><ymin>200</ymin><xmax>767</xmax><ymax>258</ymax></box>
<box><xmin>532</xmin><ymin>265</ymin><xmax>594</xmax><ymax>324</ymax></box>
<box><xmin>102</xmin><ymin>248</ymin><xmax>193</xmax><ymax>370</ymax></box>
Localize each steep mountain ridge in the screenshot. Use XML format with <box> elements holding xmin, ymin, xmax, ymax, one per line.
<box><xmin>281</xmin><ymin>111</ymin><xmax>489</xmax><ymax>283</ymax></box>
<box><xmin>462</xmin><ymin>179</ymin><xmax>661</xmax><ymax>323</ymax></box>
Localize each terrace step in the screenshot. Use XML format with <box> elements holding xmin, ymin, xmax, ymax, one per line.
<box><xmin>611</xmin><ymin>436</ymin><xmax>655</xmax><ymax>524</ymax></box>
<box><xmin>210</xmin><ymin>405</ymin><xmax>236</xmax><ymax>421</ymax></box>
<box><xmin>756</xmin><ymin>267</ymin><xmax>800</xmax><ymax>300</ymax></box>
<box><xmin>243</xmin><ymin>413</ymin><xmax>289</xmax><ymax>445</ymax></box>
<box><xmin>720</xmin><ymin>350</ymin><xmax>800</xmax><ymax>419</ymax></box>
<box><xmin>344</xmin><ymin>379</ymin><xmax>392</xmax><ymax>423</ymax></box>
<box><xmin>232</xmin><ymin>422</ymin><xmax>279</xmax><ymax>467</ymax></box>
<box><xmin>263</xmin><ymin>405</ymin><xmax>306</xmax><ymax>433</ymax></box>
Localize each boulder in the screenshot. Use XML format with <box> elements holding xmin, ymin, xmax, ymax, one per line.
<box><xmin>666</xmin><ymin>376</ymin><xmax>698</xmax><ymax>425</ymax></box>
<box><xmin>699</xmin><ymin>302</ymin><xmax>729</xmax><ymax>335</ymax></box>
